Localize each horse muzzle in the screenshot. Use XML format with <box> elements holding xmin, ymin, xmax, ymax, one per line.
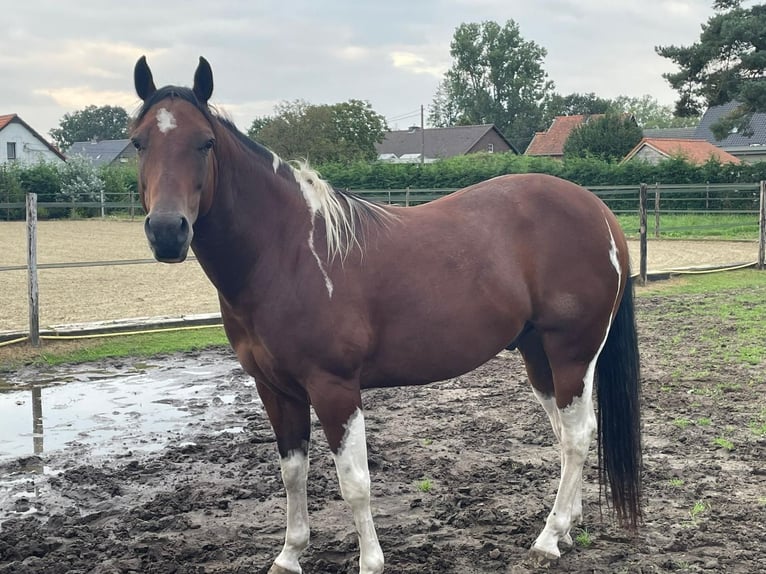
<box><xmin>144</xmin><ymin>212</ymin><xmax>193</xmax><ymax>263</ymax></box>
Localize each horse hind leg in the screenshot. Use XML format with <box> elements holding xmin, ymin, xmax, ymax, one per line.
<box><xmin>519</xmin><ymin>332</ymin><xmax>596</xmax><ymax>561</ymax></box>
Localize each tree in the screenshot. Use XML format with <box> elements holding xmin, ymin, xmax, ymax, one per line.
<box><xmin>544</xmin><ymin>92</ymin><xmax>613</xmax><ymax>118</ymax></box>
<box><xmin>563</xmin><ymin>114</ymin><xmax>644</xmax><ymax>161</ymax></box>
<box><xmin>429</xmin><ymin>20</ymin><xmax>554</xmax><ymax>151</ymax></box>
<box><xmin>248</xmin><ymin>99</ymin><xmax>387</xmax><ymax>164</ymax></box>
<box><xmin>610</xmin><ymin>95</ymin><xmax>699</xmax><ymax>129</ymax></box>
<box><xmin>50</xmin><ymin>105</ymin><xmax>130</xmax><ymax>150</ymax></box>
<box><xmin>656</xmin><ymin>0</ymin><xmax>766</xmax><ymax>138</ymax></box>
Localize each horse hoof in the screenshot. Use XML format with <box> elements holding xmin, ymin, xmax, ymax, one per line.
<box><xmin>268</xmin><ymin>565</ymin><xmax>301</xmax><ymax>574</ymax></box>
<box><xmin>561</xmin><ymin>533</ymin><xmax>574</xmax><ymax>547</ymax></box>
<box><xmin>528</xmin><ymin>545</ymin><xmax>560</xmax><ymax>565</ymax></box>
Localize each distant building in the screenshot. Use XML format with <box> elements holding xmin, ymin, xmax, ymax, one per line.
<box><xmin>0</xmin><ymin>114</ymin><xmax>65</xmax><ymax>165</ymax></box>
<box><xmin>525</xmin><ymin>114</ymin><xmax>604</xmax><ymax>159</ymax></box>
<box><xmin>622</xmin><ymin>138</ymin><xmax>741</xmax><ymax>166</ymax></box>
<box><xmin>68</xmin><ymin>139</ymin><xmax>137</xmax><ymax>167</ymax></box>
<box><xmin>694</xmin><ymin>102</ymin><xmax>766</xmax><ymax>163</ymax></box>
<box><xmin>525</xmin><ymin>113</ymin><xmax>639</xmax><ymax>159</ymax></box>
<box><xmin>375</xmin><ymin>124</ymin><xmax>517</xmax><ymax>163</ymax></box>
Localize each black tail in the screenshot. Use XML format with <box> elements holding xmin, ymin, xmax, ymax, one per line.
<box><xmin>596</xmin><ymin>273</ymin><xmax>642</xmax><ymax>528</ymax></box>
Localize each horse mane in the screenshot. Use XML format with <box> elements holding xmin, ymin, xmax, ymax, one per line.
<box><xmin>134</xmin><ymin>85</ymin><xmax>395</xmax><ymax>261</ymax></box>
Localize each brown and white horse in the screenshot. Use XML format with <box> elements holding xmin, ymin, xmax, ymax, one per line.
<box><xmin>130</xmin><ymin>56</ymin><xmax>642</xmax><ymax>573</ymax></box>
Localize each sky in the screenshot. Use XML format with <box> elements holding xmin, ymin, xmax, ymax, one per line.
<box><xmin>3</xmin><ymin>0</ymin><xmax>716</xmax><ymax>141</ymax></box>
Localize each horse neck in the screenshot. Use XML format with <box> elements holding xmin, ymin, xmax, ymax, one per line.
<box><xmin>191</xmin><ymin>128</ymin><xmax>312</xmax><ymax>300</ymax></box>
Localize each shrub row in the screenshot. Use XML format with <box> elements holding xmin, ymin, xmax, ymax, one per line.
<box><xmin>2</xmin><ymin>153</ymin><xmax>763</xmax><ymax>220</ymax></box>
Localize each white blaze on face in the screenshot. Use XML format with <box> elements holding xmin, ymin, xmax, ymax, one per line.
<box><xmin>156</xmin><ymin>108</ymin><xmax>177</xmax><ymax>134</ymax></box>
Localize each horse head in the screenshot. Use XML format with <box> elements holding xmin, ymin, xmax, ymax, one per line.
<box><xmin>131</xmin><ymin>56</ymin><xmax>217</xmax><ymax>263</ymax></box>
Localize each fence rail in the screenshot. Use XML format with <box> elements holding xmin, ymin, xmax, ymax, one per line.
<box><xmin>2</xmin><ymin>181</ymin><xmax>765</xmax><ymax>344</ymax></box>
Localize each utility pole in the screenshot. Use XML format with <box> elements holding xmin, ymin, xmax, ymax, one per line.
<box><xmin>420</xmin><ymin>105</ymin><xmax>425</xmax><ymax>166</ymax></box>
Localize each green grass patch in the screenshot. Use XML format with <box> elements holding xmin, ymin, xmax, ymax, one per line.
<box><xmin>574</xmin><ymin>529</ymin><xmax>593</xmax><ymax>547</ymax></box>
<box><xmin>673</xmin><ymin>418</ymin><xmax>692</xmax><ymax>429</ymax></box>
<box><xmin>712</xmin><ymin>437</ymin><xmax>734</xmax><ymax>451</ymax></box>
<box><xmin>637</xmin><ymin>270</ymin><xmax>766</xmax><ymax>367</ymax></box>
<box><xmin>616</xmin><ymin>213</ymin><xmax>759</xmax><ymax>240</ymax></box>
<box><xmin>416</xmin><ymin>478</ymin><xmax>433</xmax><ymax>493</ymax></box>
<box><xmin>668</xmin><ymin>478</ymin><xmax>684</xmax><ymax>487</ymax></box>
<box><xmin>0</xmin><ymin>326</ymin><xmax>229</xmax><ymax>372</ymax></box>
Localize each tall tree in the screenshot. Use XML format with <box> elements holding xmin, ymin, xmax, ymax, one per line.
<box><xmin>544</xmin><ymin>92</ymin><xmax>613</xmax><ymax>118</ymax></box>
<box><xmin>50</xmin><ymin>105</ymin><xmax>130</xmax><ymax>150</ymax></box>
<box><xmin>656</xmin><ymin>0</ymin><xmax>766</xmax><ymax>138</ymax></box>
<box><xmin>248</xmin><ymin>99</ymin><xmax>387</xmax><ymax>164</ymax></box>
<box><xmin>429</xmin><ymin>20</ymin><xmax>554</xmax><ymax>151</ymax></box>
<box><xmin>563</xmin><ymin>113</ymin><xmax>643</xmax><ymax>161</ymax></box>
<box><xmin>611</xmin><ymin>95</ymin><xmax>700</xmax><ymax>129</ymax></box>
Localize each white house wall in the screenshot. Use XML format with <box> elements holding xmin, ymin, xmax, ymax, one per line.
<box><xmin>0</xmin><ymin>122</ymin><xmax>63</xmax><ymax>165</ymax></box>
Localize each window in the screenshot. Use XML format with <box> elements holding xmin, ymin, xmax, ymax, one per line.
<box><xmin>487</xmin><ymin>143</ymin><xmax>494</xmax><ymax>153</ymax></box>
<box><xmin>6</xmin><ymin>142</ymin><xmax>16</xmax><ymax>160</ymax></box>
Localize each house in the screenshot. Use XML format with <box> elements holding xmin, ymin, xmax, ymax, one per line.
<box><xmin>525</xmin><ymin>113</ymin><xmax>639</xmax><ymax>159</ymax></box>
<box><xmin>622</xmin><ymin>138</ymin><xmax>741</xmax><ymax>166</ymax></box>
<box><xmin>525</xmin><ymin>114</ymin><xmax>604</xmax><ymax>159</ymax></box>
<box><xmin>68</xmin><ymin>139</ymin><xmax>137</xmax><ymax>167</ymax></box>
<box><xmin>642</xmin><ymin>127</ymin><xmax>697</xmax><ymax>140</ymax></box>
<box><xmin>694</xmin><ymin>102</ymin><xmax>766</xmax><ymax>163</ymax></box>
<box><xmin>375</xmin><ymin>124</ymin><xmax>517</xmax><ymax>163</ymax></box>
<box><xmin>0</xmin><ymin>114</ymin><xmax>65</xmax><ymax>164</ymax></box>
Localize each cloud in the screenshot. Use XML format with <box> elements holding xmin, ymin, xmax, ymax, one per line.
<box><xmin>390</xmin><ymin>52</ymin><xmax>446</xmax><ymax>78</ymax></box>
<box><xmin>33</xmin><ymin>87</ymin><xmax>139</xmax><ymax>111</ymax></box>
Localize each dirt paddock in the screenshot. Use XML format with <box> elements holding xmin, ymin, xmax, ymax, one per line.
<box><xmin>0</xmin><ymin>220</ymin><xmax>760</xmax><ymax>333</ymax></box>
<box><xmin>0</xmin><ymin>219</ymin><xmax>764</xmax><ymax>573</ymax></box>
<box><xmin>0</xmin><ymin>286</ymin><xmax>765</xmax><ymax>573</ymax></box>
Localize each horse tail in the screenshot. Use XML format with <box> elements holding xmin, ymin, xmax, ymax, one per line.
<box><xmin>596</xmin><ymin>273</ymin><xmax>642</xmax><ymax>528</ymax></box>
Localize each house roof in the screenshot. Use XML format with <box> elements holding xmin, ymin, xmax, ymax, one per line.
<box><xmin>375</xmin><ymin>124</ymin><xmax>518</xmax><ymax>159</ymax></box>
<box><xmin>642</xmin><ymin>127</ymin><xmax>697</xmax><ymax>140</ymax></box>
<box><xmin>0</xmin><ymin>113</ymin><xmax>66</xmax><ymax>161</ymax></box>
<box><xmin>695</xmin><ymin>101</ymin><xmax>766</xmax><ymax>146</ymax></box>
<box><xmin>524</xmin><ymin>114</ymin><xmax>605</xmax><ymax>156</ymax></box>
<box><xmin>622</xmin><ymin>138</ymin><xmax>741</xmax><ymax>165</ymax></box>
<box><xmin>68</xmin><ymin>139</ymin><xmax>134</xmax><ymax>166</ymax></box>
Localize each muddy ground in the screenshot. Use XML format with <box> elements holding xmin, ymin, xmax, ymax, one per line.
<box><xmin>1</xmin><ymin>291</ymin><xmax>765</xmax><ymax>573</ymax></box>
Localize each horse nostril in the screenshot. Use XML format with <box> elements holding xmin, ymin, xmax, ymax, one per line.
<box><xmin>179</xmin><ymin>216</ymin><xmax>189</xmax><ymax>236</ymax></box>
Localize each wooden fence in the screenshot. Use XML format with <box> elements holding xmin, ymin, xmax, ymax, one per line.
<box><xmin>5</xmin><ymin>181</ymin><xmax>766</xmax><ymax>345</ymax></box>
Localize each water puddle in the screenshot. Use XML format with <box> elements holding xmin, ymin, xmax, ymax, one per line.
<box><xmin>0</xmin><ymin>350</ymin><xmax>257</xmax><ymax>465</ymax></box>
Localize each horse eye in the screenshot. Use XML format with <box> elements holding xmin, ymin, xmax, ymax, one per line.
<box><xmin>131</xmin><ymin>139</ymin><xmax>143</xmax><ymax>151</ymax></box>
<box><xmin>204</xmin><ymin>139</ymin><xmax>215</xmax><ymax>151</ymax></box>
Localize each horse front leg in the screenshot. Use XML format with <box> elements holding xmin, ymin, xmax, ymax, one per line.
<box><xmin>310</xmin><ymin>381</ymin><xmax>384</xmax><ymax>574</ymax></box>
<box><xmin>256</xmin><ymin>381</ymin><xmax>312</xmax><ymax>574</ymax></box>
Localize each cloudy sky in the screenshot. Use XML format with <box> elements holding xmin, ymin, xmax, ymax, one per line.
<box><xmin>3</xmin><ymin>0</ymin><xmax>715</xmax><ymax>140</ymax></box>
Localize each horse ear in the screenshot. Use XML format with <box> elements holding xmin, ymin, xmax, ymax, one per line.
<box><xmin>134</xmin><ymin>55</ymin><xmax>156</xmax><ymax>101</ymax></box>
<box><xmin>193</xmin><ymin>57</ymin><xmax>214</xmax><ymax>104</ymax></box>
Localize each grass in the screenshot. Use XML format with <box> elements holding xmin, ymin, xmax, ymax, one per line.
<box><xmin>0</xmin><ymin>326</ymin><xmax>229</xmax><ymax>373</ymax></box>
<box><xmin>416</xmin><ymin>478</ymin><xmax>433</xmax><ymax>493</ymax></box>
<box><xmin>637</xmin><ymin>270</ymin><xmax>766</xmax><ymax>367</ymax></box>
<box><xmin>712</xmin><ymin>437</ymin><xmax>735</xmax><ymax>451</ymax></box>
<box><xmin>668</xmin><ymin>478</ymin><xmax>684</xmax><ymax>487</ymax></box>
<box><xmin>689</xmin><ymin>500</ymin><xmax>708</xmax><ymax>522</ymax></box>
<box><xmin>616</xmin><ymin>213</ymin><xmax>759</xmax><ymax>240</ymax></box>
<box><xmin>574</xmin><ymin>529</ymin><xmax>593</xmax><ymax>548</ymax></box>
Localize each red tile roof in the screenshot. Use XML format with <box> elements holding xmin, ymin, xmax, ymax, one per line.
<box><xmin>0</xmin><ymin>114</ymin><xmax>17</xmax><ymax>130</ymax></box>
<box><xmin>525</xmin><ymin>114</ymin><xmax>604</xmax><ymax>157</ymax></box>
<box><xmin>623</xmin><ymin>138</ymin><xmax>741</xmax><ymax>165</ymax></box>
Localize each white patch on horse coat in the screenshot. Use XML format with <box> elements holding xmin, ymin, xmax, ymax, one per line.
<box><xmin>273</xmin><ymin>450</ymin><xmax>310</xmax><ymax>573</ymax></box>
<box><xmin>333</xmin><ymin>409</ymin><xmax>384</xmax><ymax>574</ymax></box>
<box><xmin>156</xmin><ymin>108</ymin><xmax>177</xmax><ymax>133</ymax></box>
<box><xmin>272</xmin><ymin>152</ymin><xmax>281</xmax><ymax>174</ymax></box>
<box><xmin>297</xmin><ymin>172</ymin><xmax>334</xmax><ymax>298</ymax></box>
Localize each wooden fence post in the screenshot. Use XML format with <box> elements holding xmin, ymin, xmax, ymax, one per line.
<box><xmin>639</xmin><ymin>183</ymin><xmax>648</xmax><ymax>285</ymax></box>
<box><xmin>654</xmin><ymin>182</ymin><xmax>661</xmax><ymax>238</ymax></box>
<box><xmin>26</xmin><ymin>192</ymin><xmax>40</xmax><ymax>347</ymax></box>
<box><xmin>405</xmin><ymin>187</ymin><xmax>410</xmax><ymax>207</ymax></box>
<box><xmin>758</xmin><ymin>180</ymin><xmax>765</xmax><ymax>270</ymax></box>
